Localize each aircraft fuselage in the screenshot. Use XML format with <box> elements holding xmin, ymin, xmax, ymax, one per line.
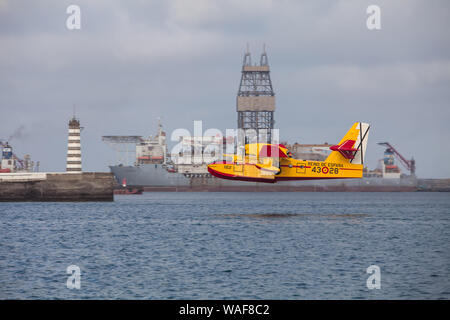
<box><xmin>207</xmin><ymin>157</ymin><xmax>364</xmax><ymax>183</ymax></box>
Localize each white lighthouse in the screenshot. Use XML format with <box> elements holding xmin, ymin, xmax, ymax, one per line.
<box><xmin>66</xmin><ymin>116</ymin><xmax>82</xmax><ymax>172</ymax></box>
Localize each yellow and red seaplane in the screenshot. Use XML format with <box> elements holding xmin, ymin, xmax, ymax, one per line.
<box><xmin>207</xmin><ymin>122</ymin><xmax>370</xmax><ymax>183</ymax></box>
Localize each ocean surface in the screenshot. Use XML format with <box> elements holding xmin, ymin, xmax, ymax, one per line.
<box><xmin>0</xmin><ymin>192</ymin><xmax>449</xmax><ymax>299</ymax></box>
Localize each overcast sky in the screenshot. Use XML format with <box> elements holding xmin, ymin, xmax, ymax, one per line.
<box><xmin>0</xmin><ymin>0</ymin><xmax>449</xmax><ymax>178</ymax></box>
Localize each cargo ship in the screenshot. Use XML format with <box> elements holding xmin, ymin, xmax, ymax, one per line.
<box><xmin>107</xmin><ymin>122</ymin><xmax>418</xmax><ymax>192</ymax></box>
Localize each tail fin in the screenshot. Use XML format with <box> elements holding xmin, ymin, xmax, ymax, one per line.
<box><xmin>325</xmin><ymin>122</ymin><xmax>370</xmax><ymax>165</ymax></box>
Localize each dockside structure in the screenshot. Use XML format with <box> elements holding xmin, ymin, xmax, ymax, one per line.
<box><xmin>237</xmin><ymin>47</ymin><xmax>275</xmax><ymax>143</ymax></box>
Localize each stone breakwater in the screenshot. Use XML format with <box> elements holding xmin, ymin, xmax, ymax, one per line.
<box><xmin>0</xmin><ymin>172</ymin><xmax>114</xmax><ymax>202</ymax></box>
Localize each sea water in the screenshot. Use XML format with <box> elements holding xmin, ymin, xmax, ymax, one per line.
<box><xmin>0</xmin><ymin>192</ymin><xmax>449</xmax><ymax>299</ymax></box>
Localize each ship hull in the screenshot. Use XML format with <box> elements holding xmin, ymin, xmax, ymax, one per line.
<box><xmin>109</xmin><ymin>164</ymin><xmax>418</xmax><ymax>192</ymax></box>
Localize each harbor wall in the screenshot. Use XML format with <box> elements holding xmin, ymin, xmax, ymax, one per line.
<box><xmin>142</xmin><ymin>185</ymin><xmax>418</xmax><ymax>192</ymax></box>
<box><xmin>417</xmin><ymin>179</ymin><xmax>450</xmax><ymax>192</ymax></box>
<box><xmin>0</xmin><ymin>172</ymin><xmax>114</xmax><ymax>202</ymax></box>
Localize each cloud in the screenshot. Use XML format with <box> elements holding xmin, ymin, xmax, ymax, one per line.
<box><xmin>287</xmin><ymin>60</ymin><xmax>450</xmax><ymax>96</ymax></box>
<box><xmin>167</xmin><ymin>0</ymin><xmax>273</xmax><ymax>28</ymax></box>
<box><xmin>0</xmin><ymin>0</ymin><xmax>7</xmax><ymax>10</ymax></box>
<box><xmin>0</xmin><ymin>0</ymin><xmax>449</xmax><ymax>177</ymax></box>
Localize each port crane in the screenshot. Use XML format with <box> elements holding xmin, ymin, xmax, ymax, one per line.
<box><xmin>378</xmin><ymin>142</ymin><xmax>415</xmax><ymax>176</ymax></box>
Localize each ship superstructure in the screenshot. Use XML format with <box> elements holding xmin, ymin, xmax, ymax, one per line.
<box><xmin>136</xmin><ymin>120</ymin><xmax>167</xmax><ymax>165</ymax></box>
<box><xmin>175</xmin><ymin>135</ymin><xmax>228</xmax><ymax>176</ymax></box>
<box><xmin>0</xmin><ymin>141</ymin><xmax>37</xmax><ymax>173</ymax></box>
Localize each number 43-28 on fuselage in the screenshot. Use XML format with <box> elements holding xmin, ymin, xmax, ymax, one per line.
<box><xmin>207</xmin><ymin>122</ymin><xmax>370</xmax><ymax>183</ymax></box>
